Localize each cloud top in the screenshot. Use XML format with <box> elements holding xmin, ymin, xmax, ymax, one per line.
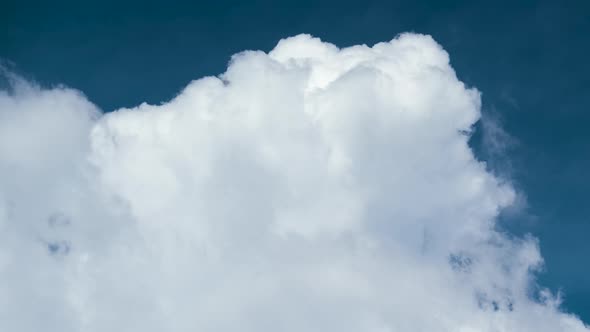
<box><xmin>0</xmin><ymin>33</ymin><xmax>587</xmax><ymax>331</ymax></box>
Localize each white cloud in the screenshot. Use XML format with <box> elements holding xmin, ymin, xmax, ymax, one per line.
<box><xmin>0</xmin><ymin>33</ymin><xmax>587</xmax><ymax>331</ymax></box>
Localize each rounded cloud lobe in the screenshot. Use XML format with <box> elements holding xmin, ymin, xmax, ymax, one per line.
<box><xmin>0</xmin><ymin>34</ymin><xmax>587</xmax><ymax>331</ymax></box>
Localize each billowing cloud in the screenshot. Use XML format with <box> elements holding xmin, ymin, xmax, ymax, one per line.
<box><xmin>0</xmin><ymin>33</ymin><xmax>587</xmax><ymax>331</ymax></box>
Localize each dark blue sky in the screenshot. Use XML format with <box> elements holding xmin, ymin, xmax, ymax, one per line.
<box><xmin>2</xmin><ymin>0</ymin><xmax>589</xmax><ymax>321</ymax></box>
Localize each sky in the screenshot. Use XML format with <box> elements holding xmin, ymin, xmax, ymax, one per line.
<box><xmin>1</xmin><ymin>0</ymin><xmax>589</xmax><ymax>330</ymax></box>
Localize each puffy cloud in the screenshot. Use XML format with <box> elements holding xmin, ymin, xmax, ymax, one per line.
<box><xmin>0</xmin><ymin>33</ymin><xmax>587</xmax><ymax>331</ymax></box>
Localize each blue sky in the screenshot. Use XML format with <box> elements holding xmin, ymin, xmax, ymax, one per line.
<box><xmin>1</xmin><ymin>0</ymin><xmax>589</xmax><ymax>328</ymax></box>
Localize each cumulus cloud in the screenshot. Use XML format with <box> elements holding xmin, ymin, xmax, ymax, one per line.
<box><xmin>0</xmin><ymin>33</ymin><xmax>587</xmax><ymax>331</ymax></box>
